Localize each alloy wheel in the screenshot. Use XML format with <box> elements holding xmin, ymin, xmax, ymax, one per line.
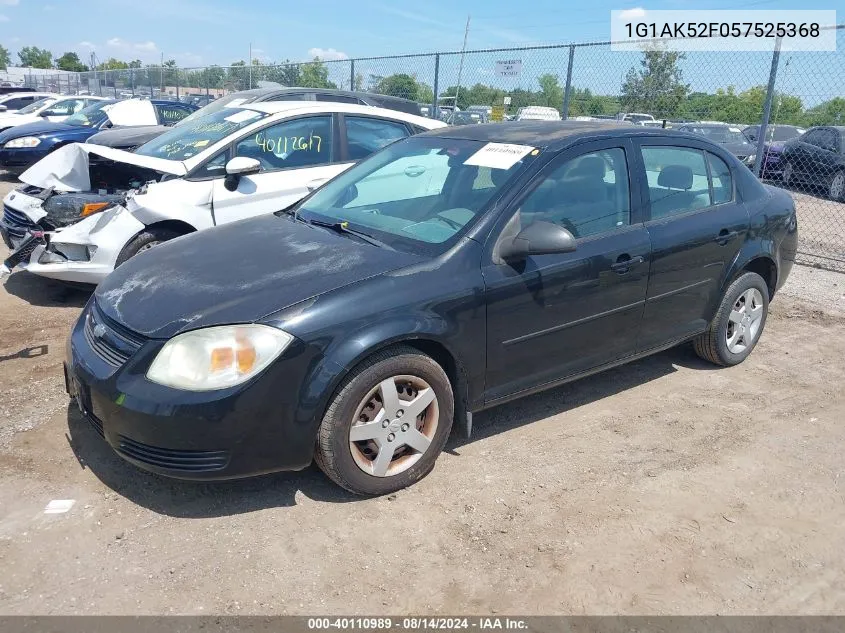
<box><xmin>348</xmin><ymin>375</ymin><xmax>439</xmax><ymax>477</ymax></box>
<box><xmin>726</xmin><ymin>288</ymin><xmax>765</xmax><ymax>354</ymax></box>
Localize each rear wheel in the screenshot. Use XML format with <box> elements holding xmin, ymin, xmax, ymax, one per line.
<box><xmin>315</xmin><ymin>345</ymin><xmax>454</xmax><ymax>496</ymax></box>
<box><xmin>115</xmin><ymin>227</ymin><xmax>182</xmax><ymax>267</ymax></box>
<box><xmin>829</xmin><ymin>170</ymin><xmax>845</xmax><ymax>201</ymax></box>
<box><xmin>693</xmin><ymin>272</ymin><xmax>769</xmax><ymax>367</ymax></box>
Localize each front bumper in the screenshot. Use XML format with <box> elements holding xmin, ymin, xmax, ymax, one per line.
<box><xmin>22</xmin><ymin>205</ymin><xmax>142</xmax><ymax>284</ymax></box>
<box><xmin>66</xmin><ymin>301</ymin><xmax>323</xmax><ymax>479</ymax></box>
<box><xmin>0</xmin><ymin>147</ymin><xmax>50</xmax><ymax>173</ymax></box>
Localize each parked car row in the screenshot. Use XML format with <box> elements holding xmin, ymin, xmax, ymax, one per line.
<box><xmin>0</xmin><ymin>101</ymin><xmax>799</xmax><ymax>494</ymax></box>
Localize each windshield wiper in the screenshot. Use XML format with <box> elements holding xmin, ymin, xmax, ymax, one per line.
<box><xmin>305</xmin><ymin>218</ymin><xmax>390</xmax><ymax>249</ymax></box>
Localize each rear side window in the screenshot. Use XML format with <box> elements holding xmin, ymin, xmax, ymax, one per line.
<box><xmin>707</xmin><ymin>152</ymin><xmax>733</xmax><ymax>204</ymax></box>
<box><xmin>344</xmin><ymin>116</ymin><xmax>410</xmax><ymax>160</ymax></box>
<box><xmin>641</xmin><ymin>146</ymin><xmax>711</xmax><ymax>219</ymax></box>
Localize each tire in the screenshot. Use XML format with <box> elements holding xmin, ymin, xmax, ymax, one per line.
<box><xmin>782</xmin><ymin>161</ymin><xmax>794</xmax><ymax>187</ymax></box>
<box><xmin>315</xmin><ymin>345</ymin><xmax>454</xmax><ymax>496</ymax></box>
<box><xmin>828</xmin><ymin>170</ymin><xmax>845</xmax><ymax>202</ymax></box>
<box><xmin>115</xmin><ymin>227</ymin><xmax>182</xmax><ymax>267</ymax></box>
<box><xmin>693</xmin><ymin>271</ymin><xmax>769</xmax><ymax>367</ymax></box>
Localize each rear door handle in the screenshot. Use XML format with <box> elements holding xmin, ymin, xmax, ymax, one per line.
<box><xmin>610</xmin><ymin>255</ymin><xmax>644</xmax><ymax>273</ymax></box>
<box><xmin>714</xmin><ymin>229</ymin><xmax>739</xmax><ymax>244</ymax></box>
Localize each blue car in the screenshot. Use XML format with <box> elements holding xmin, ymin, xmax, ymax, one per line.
<box><xmin>0</xmin><ymin>99</ymin><xmax>198</xmax><ymax>173</ymax></box>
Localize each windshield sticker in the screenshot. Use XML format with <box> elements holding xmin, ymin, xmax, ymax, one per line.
<box><xmin>193</xmin><ymin>139</ymin><xmax>210</xmax><ymax>148</ymax></box>
<box><xmin>224</xmin><ymin>109</ymin><xmax>262</xmax><ymax>124</ymax></box>
<box><xmin>464</xmin><ymin>143</ymin><xmax>535</xmax><ymax>170</ymax></box>
<box><xmin>223</xmin><ymin>98</ymin><xmax>247</xmax><ymax>109</ymax></box>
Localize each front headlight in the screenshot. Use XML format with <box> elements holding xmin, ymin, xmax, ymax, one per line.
<box><xmin>4</xmin><ymin>136</ymin><xmax>41</xmax><ymax>149</ymax></box>
<box><xmin>146</xmin><ymin>324</ymin><xmax>293</xmax><ymax>391</ymax></box>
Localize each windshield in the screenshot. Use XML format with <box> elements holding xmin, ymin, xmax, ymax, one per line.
<box><xmin>298</xmin><ymin>137</ymin><xmax>539</xmax><ymax>254</ymax></box>
<box><xmin>692</xmin><ymin>126</ymin><xmax>747</xmax><ymax>143</ymax></box>
<box><xmin>65</xmin><ymin>100</ymin><xmax>115</xmax><ymax>127</ymax></box>
<box><xmin>176</xmin><ymin>93</ymin><xmax>252</xmax><ymax>126</ymax></box>
<box><xmin>135</xmin><ymin>107</ymin><xmax>270</xmax><ymax>161</ymax></box>
<box><xmin>17</xmin><ymin>97</ymin><xmax>55</xmax><ymax>114</ymax></box>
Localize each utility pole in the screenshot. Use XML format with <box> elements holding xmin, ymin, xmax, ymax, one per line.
<box><xmin>452</xmin><ymin>15</ymin><xmax>470</xmax><ymax>123</ymax></box>
<box><xmin>249</xmin><ymin>43</ymin><xmax>253</xmax><ymax>89</ymax></box>
<box><xmin>160</xmin><ymin>52</ymin><xmax>164</xmax><ymax>95</ymax></box>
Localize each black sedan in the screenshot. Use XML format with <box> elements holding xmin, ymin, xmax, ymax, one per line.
<box><xmin>66</xmin><ymin>122</ymin><xmax>798</xmax><ymax>495</ymax></box>
<box><xmin>780</xmin><ymin>126</ymin><xmax>845</xmax><ymax>201</ymax></box>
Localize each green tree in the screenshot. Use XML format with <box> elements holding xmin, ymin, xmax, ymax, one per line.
<box><xmin>620</xmin><ymin>49</ymin><xmax>690</xmax><ymax>119</ymax></box>
<box><xmin>353</xmin><ymin>73</ymin><xmax>364</xmax><ymax>91</ymax></box>
<box><xmin>537</xmin><ymin>74</ymin><xmax>563</xmax><ymax>110</ymax></box>
<box><xmin>55</xmin><ymin>52</ymin><xmax>88</xmax><ymax>72</ymax></box>
<box><xmin>0</xmin><ymin>45</ymin><xmax>11</xmax><ymax>70</ymax></box>
<box><xmin>226</xmin><ymin>60</ymin><xmax>248</xmax><ymax>91</ymax></box>
<box><xmin>129</xmin><ymin>59</ymin><xmax>143</xmax><ymax>69</ymax></box>
<box><xmin>18</xmin><ymin>46</ymin><xmax>53</xmax><ymax>69</ymax></box>
<box><xmin>376</xmin><ymin>73</ymin><xmax>418</xmax><ymax>99</ymax></box>
<box><xmin>98</xmin><ymin>57</ymin><xmax>129</xmax><ymax>70</ymax></box>
<box><xmin>804</xmin><ymin>97</ymin><xmax>845</xmax><ymax>126</ymax></box>
<box><xmin>299</xmin><ymin>57</ymin><xmax>335</xmax><ymax>89</ymax></box>
<box><xmin>416</xmin><ymin>83</ymin><xmax>434</xmax><ymax>104</ymax></box>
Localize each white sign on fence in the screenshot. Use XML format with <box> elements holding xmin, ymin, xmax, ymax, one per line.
<box><xmin>503</xmin><ymin>96</ymin><xmax>512</xmax><ymax>105</ymax></box>
<box><xmin>495</xmin><ymin>60</ymin><xmax>523</xmax><ymax>77</ymax></box>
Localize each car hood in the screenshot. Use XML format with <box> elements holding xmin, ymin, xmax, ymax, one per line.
<box><xmin>720</xmin><ymin>141</ymin><xmax>755</xmax><ymax>155</ymax></box>
<box><xmin>18</xmin><ymin>142</ymin><xmax>186</xmax><ymax>191</ymax></box>
<box><xmin>0</xmin><ymin>120</ymin><xmax>82</xmax><ymax>141</ymax></box>
<box><xmin>95</xmin><ymin>214</ymin><xmax>426</xmax><ymax>339</ymax></box>
<box><xmin>86</xmin><ymin>125</ymin><xmax>169</xmax><ymax>149</ymax></box>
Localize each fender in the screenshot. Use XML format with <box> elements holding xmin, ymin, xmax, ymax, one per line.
<box><xmin>713</xmin><ymin>236</ymin><xmax>778</xmax><ymax>317</ymax></box>
<box><xmin>289</xmin><ymin>314</ymin><xmax>479</xmax><ymax>444</ymax></box>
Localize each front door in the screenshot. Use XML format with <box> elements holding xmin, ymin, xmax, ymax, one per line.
<box><xmin>482</xmin><ymin>140</ymin><xmax>651</xmax><ymax>404</ymax></box>
<box><xmin>635</xmin><ymin>140</ymin><xmax>750</xmax><ymax>351</ymax></box>
<box><xmin>211</xmin><ymin>114</ymin><xmax>347</xmax><ymax>225</ymax></box>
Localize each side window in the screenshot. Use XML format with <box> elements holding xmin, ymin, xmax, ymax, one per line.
<box><xmin>819</xmin><ymin>129</ymin><xmax>838</xmax><ymax>151</ymax></box>
<box><xmin>707</xmin><ymin>152</ymin><xmax>733</xmax><ymax>204</ymax></box>
<box><xmin>267</xmin><ymin>93</ymin><xmax>310</xmax><ymax>102</ymax></box>
<box><xmin>519</xmin><ymin>148</ymin><xmax>630</xmax><ymax>239</ymax></box>
<box><xmin>344</xmin><ymin>116</ymin><xmax>410</xmax><ymax>160</ymax></box>
<box><xmin>5</xmin><ymin>96</ymin><xmax>33</xmax><ymax>109</ymax></box>
<box><xmin>156</xmin><ymin>104</ymin><xmax>194</xmax><ymax>125</ymax></box>
<box><xmin>193</xmin><ymin>150</ymin><xmax>230</xmax><ymax>179</ymax></box>
<box><xmin>316</xmin><ymin>94</ymin><xmax>359</xmax><ymax>104</ymax></box>
<box><xmin>235</xmin><ymin>115</ymin><xmax>333</xmax><ymax>171</ymax></box>
<box><xmin>641</xmin><ymin>146</ymin><xmax>711</xmax><ymax>220</ymax></box>
<box><xmin>803</xmin><ymin>130</ymin><xmax>822</xmax><ymax>146</ymax></box>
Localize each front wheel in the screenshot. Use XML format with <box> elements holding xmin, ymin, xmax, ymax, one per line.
<box><xmin>115</xmin><ymin>227</ymin><xmax>182</xmax><ymax>267</ymax></box>
<box><xmin>315</xmin><ymin>345</ymin><xmax>454</xmax><ymax>496</ymax></box>
<box><xmin>693</xmin><ymin>271</ymin><xmax>769</xmax><ymax>367</ymax></box>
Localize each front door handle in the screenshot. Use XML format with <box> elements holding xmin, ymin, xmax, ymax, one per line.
<box><xmin>610</xmin><ymin>255</ymin><xmax>644</xmax><ymax>273</ymax></box>
<box><xmin>714</xmin><ymin>229</ymin><xmax>739</xmax><ymax>245</ymax></box>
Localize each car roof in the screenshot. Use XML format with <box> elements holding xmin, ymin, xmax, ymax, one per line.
<box><xmin>422</xmin><ymin>120</ymin><xmax>707</xmax><ymax>150</ymax></box>
<box><xmin>239</xmin><ymin>101</ymin><xmax>439</xmax><ymax>126</ymax></box>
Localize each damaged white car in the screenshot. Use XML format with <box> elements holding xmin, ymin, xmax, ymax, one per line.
<box><xmin>1</xmin><ymin>101</ymin><xmax>444</xmax><ymax>284</ymax></box>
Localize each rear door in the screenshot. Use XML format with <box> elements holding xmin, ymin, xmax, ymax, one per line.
<box><xmin>635</xmin><ymin>138</ymin><xmax>749</xmax><ymax>351</ymax></box>
<box><xmin>210</xmin><ymin>113</ymin><xmax>346</xmax><ymax>224</ymax></box>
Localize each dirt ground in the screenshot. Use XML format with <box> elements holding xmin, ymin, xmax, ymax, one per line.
<box><xmin>1</xmin><ymin>177</ymin><xmax>845</xmax><ymax>615</ymax></box>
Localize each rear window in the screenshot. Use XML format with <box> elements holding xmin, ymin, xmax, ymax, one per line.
<box><xmin>155</xmin><ymin>104</ymin><xmax>194</xmax><ymax>126</ymax></box>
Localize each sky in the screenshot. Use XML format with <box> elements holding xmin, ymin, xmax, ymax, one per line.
<box><xmin>0</xmin><ymin>0</ymin><xmax>841</xmax><ymax>104</ymax></box>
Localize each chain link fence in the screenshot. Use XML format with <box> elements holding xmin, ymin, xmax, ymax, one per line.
<box><xmin>4</xmin><ymin>25</ymin><xmax>844</xmax><ymax>269</ymax></box>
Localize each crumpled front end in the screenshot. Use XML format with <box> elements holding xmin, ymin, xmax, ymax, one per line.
<box><xmin>16</xmin><ymin>205</ymin><xmax>146</xmax><ymax>285</ymax></box>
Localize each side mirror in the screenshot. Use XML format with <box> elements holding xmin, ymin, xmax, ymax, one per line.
<box><xmin>306</xmin><ymin>177</ymin><xmax>329</xmax><ymax>192</ymax></box>
<box><xmin>0</xmin><ymin>105</ymin><xmax>7</xmax><ymax>112</ymax></box>
<box><xmin>223</xmin><ymin>156</ymin><xmax>261</xmax><ymax>192</ymax></box>
<box><xmin>39</xmin><ymin>110</ymin><xmax>52</xmax><ymax>117</ymax></box>
<box><xmin>498</xmin><ymin>221</ymin><xmax>577</xmax><ymax>261</ymax></box>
